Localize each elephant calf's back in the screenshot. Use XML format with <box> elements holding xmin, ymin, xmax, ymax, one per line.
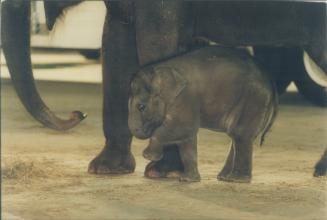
<box><xmin>173</xmin><ymin>47</ymin><xmax>274</xmax><ymax>132</ymax></box>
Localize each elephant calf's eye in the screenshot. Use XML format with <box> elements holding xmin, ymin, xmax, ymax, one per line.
<box><xmin>137</xmin><ymin>103</ymin><xmax>146</xmax><ymax>112</ymax></box>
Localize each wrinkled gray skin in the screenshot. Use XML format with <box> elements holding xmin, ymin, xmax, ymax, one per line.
<box><xmin>129</xmin><ymin>46</ymin><xmax>278</xmax><ymax>182</ymax></box>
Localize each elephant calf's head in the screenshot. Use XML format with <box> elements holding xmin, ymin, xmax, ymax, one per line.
<box><xmin>128</xmin><ymin>66</ymin><xmax>186</xmax><ymax>139</ymax></box>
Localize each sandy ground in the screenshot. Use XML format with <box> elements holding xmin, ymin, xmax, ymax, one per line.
<box><xmin>1</xmin><ymin>52</ymin><xmax>327</xmax><ymax>220</ymax></box>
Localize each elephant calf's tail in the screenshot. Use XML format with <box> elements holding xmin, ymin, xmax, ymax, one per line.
<box><xmin>260</xmin><ymin>82</ymin><xmax>279</xmax><ymax>146</ymax></box>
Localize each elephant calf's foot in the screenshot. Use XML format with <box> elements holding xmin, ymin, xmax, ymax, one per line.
<box><xmin>217</xmin><ymin>171</ymin><xmax>251</xmax><ymax>183</ymax></box>
<box><xmin>144</xmin><ymin>145</ymin><xmax>184</xmax><ymax>179</ymax></box>
<box><xmin>179</xmin><ymin>172</ymin><xmax>201</xmax><ymax>182</ymax></box>
<box><xmin>144</xmin><ymin>161</ymin><xmax>183</xmax><ymax>179</ymax></box>
<box><xmin>88</xmin><ymin>147</ymin><xmax>135</xmax><ymax>174</ymax></box>
<box><xmin>143</xmin><ymin>147</ymin><xmax>163</xmax><ymax>161</ymax></box>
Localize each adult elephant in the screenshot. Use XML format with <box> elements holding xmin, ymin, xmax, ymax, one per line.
<box><xmin>2</xmin><ymin>1</ymin><xmax>327</xmax><ymax>180</ymax></box>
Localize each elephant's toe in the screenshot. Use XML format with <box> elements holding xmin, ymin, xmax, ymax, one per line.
<box><xmin>88</xmin><ymin>147</ymin><xmax>135</xmax><ymax>175</ymax></box>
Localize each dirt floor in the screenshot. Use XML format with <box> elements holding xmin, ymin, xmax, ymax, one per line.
<box><xmin>1</xmin><ymin>56</ymin><xmax>327</xmax><ymax>219</ymax></box>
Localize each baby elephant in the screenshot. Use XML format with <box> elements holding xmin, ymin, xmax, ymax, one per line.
<box><xmin>128</xmin><ymin>46</ymin><xmax>278</xmax><ymax>183</ymax></box>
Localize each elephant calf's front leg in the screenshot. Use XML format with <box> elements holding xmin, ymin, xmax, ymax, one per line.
<box><xmin>143</xmin><ymin>138</ymin><xmax>164</xmax><ymax>162</ymax></box>
<box><xmin>179</xmin><ymin>136</ymin><xmax>201</xmax><ymax>182</ymax></box>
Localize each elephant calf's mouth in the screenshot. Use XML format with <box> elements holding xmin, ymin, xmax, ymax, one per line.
<box><xmin>132</xmin><ymin>128</ymin><xmax>151</xmax><ymax>139</ymax></box>
<box><xmin>132</xmin><ymin>121</ymin><xmax>158</xmax><ymax>140</ymax></box>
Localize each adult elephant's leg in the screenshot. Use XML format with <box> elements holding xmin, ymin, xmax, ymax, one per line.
<box><xmin>88</xmin><ymin>3</ymin><xmax>138</xmax><ymax>174</ymax></box>
<box><xmin>314</xmin><ymin>148</ymin><xmax>327</xmax><ymax>176</ymax></box>
<box><xmin>134</xmin><ymin>1</ymin><xmax>193</xmax><ymax>178</ymax></box>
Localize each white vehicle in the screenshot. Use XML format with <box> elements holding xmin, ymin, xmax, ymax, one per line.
<box><xmin>31</xmin><ymin>1</ymin><xmax>106</xmax><ymax>59</ymax></box>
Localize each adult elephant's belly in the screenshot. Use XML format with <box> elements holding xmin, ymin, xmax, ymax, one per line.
<box><xmin>194</xmin><ymin>1</ymin><xmax>315</xmax><ymax>47</ymax></box>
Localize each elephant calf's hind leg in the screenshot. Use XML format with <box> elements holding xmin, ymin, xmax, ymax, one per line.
<box><xmin>218</xmin><ymin>138</ymin><xmax>252</xmax><ymax>183</ymax></box>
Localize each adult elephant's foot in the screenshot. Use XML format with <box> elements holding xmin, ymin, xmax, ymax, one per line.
<box><xmin>144</xmin><ymin>145</ymin><xmax>184</xmax><ymax>179</ymax></box>
<box><xmin>313</xmin><ymin>149</ymin><xmax>327</xmax><ymax>177</ymax></box>
<box><xmin>88</xmin><ymin>147</ymin><xmax>135</xmax><ymax>174</ymax></box>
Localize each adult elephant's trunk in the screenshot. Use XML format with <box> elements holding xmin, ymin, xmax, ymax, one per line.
<box><xmin>1</xmin><ymin>1</ymin><xmax>86</xmax><ymax>131</ymax></box>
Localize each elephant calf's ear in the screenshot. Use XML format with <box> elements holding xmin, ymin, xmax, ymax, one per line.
<box><xmin>152</xmin><ymin>66</ymin><xmax>187</xmax><ymax>102</ymax></box>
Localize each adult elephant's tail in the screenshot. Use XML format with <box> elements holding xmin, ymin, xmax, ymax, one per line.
<box><xmin>1</xmin><ymin>1</ymin><xmax>86</xmax><ymax>131</ymax></box>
